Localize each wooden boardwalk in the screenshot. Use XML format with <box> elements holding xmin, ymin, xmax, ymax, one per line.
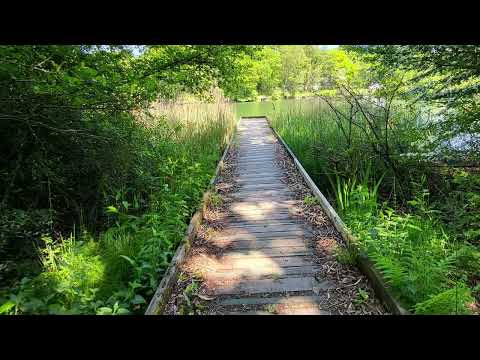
<box><xmin>164</xmin><ymin>117</ymin><xmax>386</xmax><ymax>315</ymax></box>
<box><xmin>198</xmin><ymin>118</ymin><xmax>327</xmax><ymax>314</ymax></box>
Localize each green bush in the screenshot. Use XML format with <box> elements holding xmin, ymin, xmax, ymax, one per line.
<box><xmin>1</xmin><ymin>98</ymin><xmax>236</xmax><ymax>315</ymax></box>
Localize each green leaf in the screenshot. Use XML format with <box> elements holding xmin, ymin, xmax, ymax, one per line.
<box><xmin>77</xmin><ymin>66</ymin><xmax>97</xmax><ymax>79</ymax></box>
<box><xmin>119</xmin><ymin>255</ymin><xmax>135</xmax><ymax>266</ymax></box>
<box><xmin>0</xmin><ymin>301</ymin><xmax>15</xmax><ymax>315</ymax></box>
<box><xmin>131</xmin><ymin>294</ymin><xmax>146</xmax><ymax>305</ymax></box>
<box><xmin>116</xmin><ymin>308</ymin><xmax>131</xmax><ymax>315</ymax></box>
<box><xmin>106</xmin><ymin>206</ymin><xmax>118</xmax><ymax>214</ymax></box>
<box><xmin>97</xmin><ymin>307</ymin><xmax>113</xmax><ymax>315</ymax></box>
<box><xmin>406</xmin><ymin>224</ymin><xmax>423</xmax><ymax>232</ymax></box>
<box><xmin>48</xmin><ymin>304</ymin><xmax>68</xmax><ymax>315</ymax></box>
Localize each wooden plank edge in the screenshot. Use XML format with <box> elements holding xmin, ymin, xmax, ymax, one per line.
<box><xmin>144</xmin><ymin>119</ymin><xmax>239</xmax><ymax>315</ymax></box>
<box><xmin>265</xmin><ymin>116</ymin><xmax>409</xmax><ymax>315</ymax></box>
<box><xmin>239</xmin><ymin>115</ymin><xmax>269</xmax><ymax>119</ymax></box>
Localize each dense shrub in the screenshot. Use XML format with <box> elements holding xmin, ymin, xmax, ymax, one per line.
<box><xmin>0</xmin><ymin>101</ymin><xmax>236</xmax><ymax>315</ymax></box>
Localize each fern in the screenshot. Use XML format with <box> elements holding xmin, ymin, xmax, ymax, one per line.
<box><xmin>371</xmin><ymin>254</ymin><xmax>407</xmax><ymax>288</ymax></box>
<box><xmin>414</xmin><ymin>285</ymin><xmax>475</xmax><ymax>315</ymax></box>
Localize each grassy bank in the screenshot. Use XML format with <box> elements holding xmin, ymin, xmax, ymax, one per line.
<box><xmin>0</xmin><ymin>101</ymin><xmax>236</xmax><ymax>315</ymax></box>
<box><xmin>267</xmin><ymin>99</ymin><xmax>479</xmax><ymax>314</ymax></box>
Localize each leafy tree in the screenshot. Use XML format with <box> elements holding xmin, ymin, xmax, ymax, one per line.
<box><xmin>220</xmin><ymin>46</ymin><xmax>281</xmax><ymax>100</ymax></box>
<box><xmin>346</xmin><ymin>45</ymin><xmax>480</xmax><ymax>103</ymax></box>
<box><xmin>278</xmin><ymin>46</ymin><xmax>309</xmax><ymax>94</ymax></box>
<box><xmin>139</xmin><ymin>45</ymin><xmax>257</xmax><ymax>99</ymax></box>
<box><xmin>345</xmin><ymin>45</ymin><xmax>480</xmax><ymax>161</ymax></box>
<box><xmin>0</xmin><ymin>45</ymin><xmax>254</xmax><ymax>273</ymax></box>
<box><xmin>255</xmin><ymin>47</ymin><xmax>282</xmax><ymax>96</ymax></box>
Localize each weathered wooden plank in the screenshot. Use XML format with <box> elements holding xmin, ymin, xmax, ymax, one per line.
<box><xmin>237</xmin><ymin>183</ymin><xmax>285</xmax><ymax>191</ymax></box>
<box><xmin>203</xmin><ymin>254</ymin><xmax>312</xmax><ymax>270</ymax></box>
<box><xmin>227</xmin><ymin>199</ymin><xmax>295</xmax><ymax>206</ymax></box>
<box><xmin>209</xmin><ymin>235</ymin><xmax>306</xmax><ymax>245</ymax></box>
<box><xmin>226</xmin><ymin>200</ymin><xmax>292</xmax><ymax>206</ymax></box>
<box><xmin>225</xmin><ymin>207</ymin><xmax>292</xmax><ymax>214</ymax></box>
<box><xmin>204</xmin><ymin>266</ymin><xmax>316</xmax><ymax>281</ymax></box>
<box><xmin>237</xmin><ymin>155</ymin><xmax>276</xmax><ymax>161</ymax></box>
<box><xmin>224</xmin><ymin>214</ymin><xmax>297</xmax><ymax>222</ymax></box>
<box><xmin>216</xmin><ymin>238</ymin><xmax>307</xmax><ymax>250</ymax></box>
<box><xmin>238</xmin><ymin>138</ymin><xmax>274</xmax><ymax>142</ymax></box>
<box><xmin>220</xmin><ymin>223</ymin><xmax>304</xmax><ymax>233</ymax></box>
<box><xmin>219</xmin><ymin>295</ymin><xmax>320</xmax><ymax>306</ymax></box>
<box><xmin>232</xmin><ymin>190</ymin><xmax>295</xmax><ymax>197</ymax></box>
<box><xmin>223</xmin><ymin>217</ymin><xmax>297</xmax><ymax>224</ymax></box>
<box><xmin>237</xmin><ymin>159</ymin><xmax>277</xmax><ymax>164</ymax></box>
<box><xmin>235</xmin><ymin>182</ymin><xmax>286</xmax><ymax>189</ymax></box>
<box><xmin>236</xmin><ymin>173</ymin><xmax>283</xmax><ymax>180</ymax></box>
<box><xmin>226</xmin><ymin>308</ymin><xmax>330</xmax><ymax>316</ymax></box>
<box><xmin>237</xmin><ymin>162</ymin><xmax>277</xmax><ymax>168</ymax></box>
<box><xmin>211</xmin><ymin>230</ymin><xmax>307</xmax><ymax>242</ymax></box>
<box><xmin>238</xmin><ymin>148</ymin><xmax>276</xmax><ymax>153</ymax></box>
<box><xmin>238</xmin><ymin>142</ymin><xmax>274</xmax><ymax>146</ymax></box>
<box><xmin>235</xmin><ymin>178</ymin><xmax>283</xmax><ymax>184</ymax></box>
<box><xmin>221</xmin><ymin>246</ymin><xmax>309</xmax><ymax>257</ymax></box>
<box><xmin>227</xmin><ymin>198</ymin><xmax>294</xmax><ymax>205</ymax></box>
<box><xmin>211</xmin><ymin>276</ymin><xmax>315</xmax><ymax>295</ymax></box>
<box><xmin>238</xmin><ymin>136</ymin><xmax>273</xmax><ymax>139</ymax></box>
<box><xmin>226</xmin><ymin>204</ymin><xmax>292</xmax><ymax>213</ymax></box>
<box><xmin>225</xmin><ymin>213</ymin><xmax>293</xmax><ymax>220</ymax></box>
<box><xmin>237</xmin><ymin>169</ymin><xmax>282</xmax><ymax>176</ymax></box>
<box><xmin>237</xmin><ymin>165</ymin><xmax>279</xmax><ymax>172</ymax></box>
<box><xmin>237</xmin><ymin>167</ymin><xmax>282</xmax><ymax>173</ymax></box>
<box><xmin>237</xmin><ymin>177</ymin><xmax>283</xmax><ymax>183</ymax></box>
<box><xmin>237</xmin><ymin>166</ymin><xmax>279</xmax><ymax>173</ymax></box>
<box><xmin>227</xmin><ymin>191</ymin><xmax>292</xmax><ymax>197</ymax></box>
<box><xmin>238</xmin><ymin>136</ymin><xmax>274</xmax><ymax>139</ymax></box>
<box><xmin>227</xmin><ymin>199</ymin><xmax>296</xmax><ymax>205</ymax></box>
<box><xmin>227</xmin><ymin>197</ymin><xmax>294</xmax><ymax>204</ymax></box>
<box><xmin>225</xmin><ymin>311</ymin><xmax>274</xmax><ymax>315</ymax></box>
<box><xmin>224</xmin><ymin>213</ymin><xmax>293</xmax><ymax>220</ymax></box>
<box><xmin>237</xmin><ymin>163</ymin><xmax>283</xmax><ymax>169</ymax></box>
<box><xmin>225</xmin><ymin>220</ymin><xmax>302</xmax><ymax>229</ymax></box>
<box><xmin>235</xmin><ymin>175</ymin><xmax>283</xmax><ymax>182</ymax></box>
<box><xmin>238</xmin><ymin>153</ymin><xmax>276</xmax><ymax>158</ymax></box>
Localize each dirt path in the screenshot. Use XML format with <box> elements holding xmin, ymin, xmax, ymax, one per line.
<box><xmin>164</xmin><ymin>117</ymin><xmax>386</xmax><ymax>315</ymax></box>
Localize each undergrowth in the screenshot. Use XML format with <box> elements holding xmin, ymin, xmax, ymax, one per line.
<box><xmin>269</xmin><ymin>99</ymin><xmax>480</xmax><ymax>314</ymax></box>
<box><xmin>0</xmin><ymin>101</ymin><xmax>236</xmax><ymax>315</ymax></box>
